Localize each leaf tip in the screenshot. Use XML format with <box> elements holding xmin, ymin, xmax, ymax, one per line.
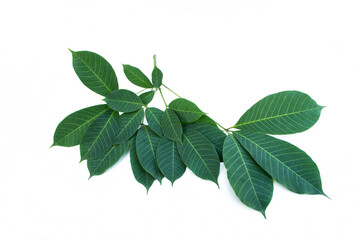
<box><xmin>261</xmin><ymin>211</ymin><xmax>267</xmax><ymax>219</ymax></box>
<box><xmin>68</xmin><ymin>48</ymin><xmax>74</xmax><ymax>53</ymax></box>
<box><xmin>88</xmin><ymin>174</ymin><xmax>94</xmax><ymax>180</ymax></box>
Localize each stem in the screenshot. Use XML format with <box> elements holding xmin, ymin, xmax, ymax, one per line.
<box><xmin>136</xmin><ymin>88</ymin><xmax>147</xmax><ymax>95</ymax></box>
<box><xmin>153</xmin><ymin>55</ymin><xmax>157</xmax><ymax>67</ymax></box>
<box><xmin>162</xmin><ymin>84</ymin><xmax>181</xmax><ymax>98</ymax></box>
<box><xmin>159</xmin><ymin>88</ymin><xmax>167</xmax><ymax>107</ymax></box>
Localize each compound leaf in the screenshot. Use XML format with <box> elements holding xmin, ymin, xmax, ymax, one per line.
<box><xmin>169</xmin><ymin>98</ymin><xmax>205</xmax><ymax>122</ymax></box>
<box><xmin>152</xmin><ymin>66</ymin><xmax>163</xmax><ymax>88</ymax></box>
<box><xmin>104</xmin><ymin>89</ymin><xmax>143</xmax><ymax>113</ymax></box>
<box><xmin>123</xmin><ymin>64</ymin><xmax>153</xmax><ymax>88</ymax></box>
<box><xmin>115</xmin><ymin>109</ymin><xmax>144</xmax><ymax>143</ymax></box>
<box><xmin>161</xmin><ymin>109</ymin><xmax>183</xmax><ymax>142</ymax></box>
<box><xmin>70</xmin><ymin>50</ymin><xmax>118</xmax><ymax>96</ymax></box>
<box><xmin>145</xmin><ymin>107</ymin><xmax>163</xmax><ymax>137</ymax></box>
<box><xmin>139</xmin><ymin>90</ymin><xmax>155</xmax><ymax>105</ymax></box>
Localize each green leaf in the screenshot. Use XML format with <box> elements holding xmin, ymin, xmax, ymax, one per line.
<box><xmin>223</xmin><ymin>135</ymin><xmax>273</xmax><ymax>217</ymax></box>
<box><xmin>136</xmin><ymin>126</ymin><xmax>163</xmax><ymax>182</ymax></box>
<box><xmin>52</xmin><ymin>104</ymin><xmax>109</xmax><ymax>147</ymax></box>
<box><xmin>80</xmin><ymin>110</ymin><xmax>120</xmax><ymax>161</ymax></box>
<box><xmin>87</xmin><ymin>141</ymin><xmax>130</xmax><ymax>178</ymax></box>
<box><xmin>169</xmin><ymin>98</ymin><xmax>205</xmax><ymax>122</ymax></box>
<box><xmin>233</xmin><ymin>91</ymin><xmax>324</xmax><ymax>134</ymax></box>
<box><xmin>156</xmin><ymin>137</ymin><xmax>186</xmax><ymax>185</ymax></box>
<box><xmin>177</xmin><ymin>128</ymin><xmax>220</xmax><ymax>185</ymax></box>
<box><xmin>145</xmin><ymin>107</ymin><xmax>163</xmax><ymax>137</ymax></box>
<box><xmin>161</xmin><ymin>109</ymin><xmax>183</xmax><ymax>142</ymax></box>
<box><xmin>123</xmin><ymin>64</ymin><xmax>153</xmax><ymax>88</ymax></box>
<box><xmin>234</xmin><ymin>131</ymin><xmax>325</xmax><ymax>195</ymax></box>
<box><xmin>130</xmin><ymin>137</ymin><xmax>155</xmax><ymax>192</ymax></box>
<box><xmin>139</xmin><ymin>90</ymin><xmax>155</xmax><ymax>105</ymax></box>
<box><xmin>104</xmin><ymin>89</ymin><xmax>144</xmax><ymax>113</ymax></box>
<box><xmin>115</xmin><ymin>109</ymin><xmax>144</xmax><ymax>143</ymax></box>
<box><xmin>151</xmin><ymin>66</ymin><xmax>163</xmax><ymax>88</ymax></box>
<box><xmin>194</xmin><ymin>115</ymin><xmax>218</xmax><ymax>128</ymax></box>
<box><xmin>183</xmin><ymin>123</ymin><xmax>226</xmax><ymax>161</ymax></box>
<box><xmin>70</xmin><ymin>50</ymin><xmax>118</xmax><ymax>96</ymax></box>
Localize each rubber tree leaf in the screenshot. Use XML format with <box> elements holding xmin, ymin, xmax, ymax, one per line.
<box><xmin>80</xmin><ymin>110</ymin><xmax>120</xmax><ymax>161</ymax></box>
<box><xmin>123</xmin><ymin>64</ymin><xmax>153</xmax><ymax>88</ymax></box>
<box><xmin>233</xmin><ymin>91</ymin><xmax>324</xmax><ymax>134</ymax></box>
<box><xmin>156</xmin><ymin>137</ymin><xmax>186</xmax><ymax>185</ymax></box>
<box><xmin>177</xmin><ymin>128</ymin><xmax>220</xmax><ymax>185</ymax></box>
<box><xmin>223</xmin><ymin>135</ymin><xmax>273</xmax><ymax>218</ymax></box>
<box><xmin>145</xmin><ymin>107</ymin><xmax>163</xmax><ymax>137</ymax></box>
<box><xmin>194</xmin><ymin>115</ymin><xmax>218</xmax><ymax>128</ymax></box>
<box><xmin>234</xmin><ymin>131</ymin><xmax>325</xmax><ymax>195</ymax></box>
<box><xmin>70</xmin><ymin>50</ymin><xmax>118</xmax><ymax>96</ymax></box>
<box><xmin>139</xmin><ymin>90</ymin><xmax>155</xmax><ymax>105</ymax></box>
<box><xmin>87</xmin><ymin>140</ymin><xmax>130</xmax><ymax>178</ymax></box>
<box><xmin>161</xmin><ymin>109</ymin><xmax>183</xmax><ymax>142</ymax></box>
<box><xmin>130</xmin><ymin>137</ymin><xmax>155</xmax><ymax>192</ymax></box>
<box><xmin>136</xmin><ymin>126</ymin><xmax>163</xmax><ymax>182</ymax></box>
<box><xmin>104</xmin><ymin>89</ymin><xmax>144</xmax><ymax>113</ymax></box>
<box><xmin>183</xmin><ymin>123</ymin><xmax>226</xmax><ymax>161</ymax></box>
<box><xmin>52</xmin><ymin>104</ymin><xmax>109</xmax><ymax>147</ymax></box>
<box><xmin>151</xmin><ymin>66</ymin><xmax>163</xmax><ymax>88</ymax></box>
<box><xmin>169</xmin><ymin>98</ymin><xmax>205</xmax><ymax>122</ymax></box>
<box><xmin>115</xmin><ymin>109</ymin><xmax>144</xmax><ymax>143</ymax></box>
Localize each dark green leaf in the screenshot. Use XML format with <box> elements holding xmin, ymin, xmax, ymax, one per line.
<box><xmin>161</xmin><ymin>109</ymin><xmax>183</xmax><ymax>142</ymax></box>
<box><xmin>104</xmin><ymin>89</ymin><xmax>144</xmax><ymax>113</ymax></box>
<box><xmin>177</xmin><ymin>128</ymin><xmax>220</xmax><ymax>185</ymax></box>
<box><xmin>156</xmin><ymin>137</ymin><xmax>186</xmax><ymax>185</ymax></box>
<box><xmin>234</xmin><ymin>131</ymin><xmax>325</xmax><ymax>195</ymax></box>
<box><xmin>130</xmin><ymin>137</ymin><xmax>155</xmax><ymax>192</ymax></box>
<box><xmin>233</xmin><ymin>91</ymin><xmax>324</xmax><ymax>134</ymax></box>
<box><xmin>70</xmin><ymin>50</ymin><xmax>118</xmax><ymax>96</ymax></box>
<box><xmin>194</xmin><ymin>115</ymin><xmax>218</xmax><ymax>128</ymax></box>
<box><xmin>87</xmin><ymin>141</ymin><xmax>130</xmax><ymax>178</ymax></box>
<box><xmin>169</xmin><ymin>98</ymin><xmax>205</xmax><ymax>122</ymax></box>
<box><xmin>223</xmin><ymin>135</ymin><xmax>273</xmax><ymax>217</ymax></box>
<box><xmin>52</xmin><ymin>104</ymin><xmax>109</xmax><ymax>147</ymax></box>
<box><xmin>123</xmin><ymin>64</ymin><xmax>153</xmax><ymax>88</ymax></box>
<box><xmin>139</xmin><ymin>90</ymin><xmax>155</xmax><ymax>105</ymax></box>
<box><xmin>145</xmin><ymin>107</ymin><xmax>163</xmax><ymax>137</ymax></box>
<box><xmin>151</xmin><ymin>66</ymin><xmax>163</xmax><ymax>88</ymax></box>
<box><xmin>80</xmin><ymin>110</ymin><xmax>120</xmax><ymax>161</ymax></box>
<box><xmin>136</xmin><ymin>126</ymin><xmax>163</xmax><ymax>182</ymax></box>
<box><xmin>115</xmin><ymin>109</ymin><xmax>144</xmax><ymax>143</ymax></box>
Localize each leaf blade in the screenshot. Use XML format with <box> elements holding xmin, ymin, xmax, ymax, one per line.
<box><xmin>115</xmin><ymin>109</ymin><xmax>144</xmax><ymax>143</ymax></box>
<box><xmin>169</xmin><ymin>98</ymin><xmax>205</xmax><ymax>122</ymax></box>
<box><xmin>123</xmin><ymin>64</ymin><xmax>153</xmax><ymax>88</ymax></box>
<box><xmin>152</xmin><ymin>66</ymin><xmax>163</xmax><ymax>88</ymax></box>
<box><xmin>145</xmin><ymin>107</ymin><xmax>163</xmax><ymax>137</ymax></box>
<box><xmin>104</xmin><ymin>89</ymin><xmax>144</xmax><ymax>113</ymax></box>
<box><xmin>139</xmin><ymin>90</ymin><xmax>155</xmax><ymax>105</ymax></box>
<box><xmin>161</xmin><ymin>109</ymin><xmax>183</xmax><ymax>142</ymax></box>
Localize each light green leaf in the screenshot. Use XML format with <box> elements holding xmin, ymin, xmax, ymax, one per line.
<box><xmin>156</xmin><ymin>137</ymin><xmax>186</xmax><ymax>185</ymax></box>
<box><xmin>152</xmin><ymin>66</ymin><xmax>163</xmax><ymax>88</ymax></box>
<box><xmin>145</xmin><ymin>107</ymin><xmax>163</xmax><ymax>137</ymax></box>
<box><xmin>104</xmin><ymin>89</ymin><xmax>144</xmax><ymax>113</ymax></box>
<box><xmin>233</xmin><ymin>91</ymin><xmax>324</xmax><ymax>134</ymax></box>
<box><xmin>139</xmin><ymin>90</ymin><xmax>155</xmax><ymax>105</ymax></box>
<box><xmin>136</xmin><ymin>126</ymin><xmax>163</xmax><ymax>182</ymax></box>
<box><xmin>130</xmin><ymin>137</ymin><xmax>155</xmax><ymax>192</ymax></box>
<box><xmin>80</xmin><ymin>110</ymin><xmax>120</xmax><ymax>161</ymax></box>
<box><xmin>223</xmin><ymin>135</ymin><xmax>273</xmax><ymax>217</ymax></box>
<box><xmin>70</xmin><ymin>50</ymin><xmax>118</xmax><ymax>96</ymax></box>
<box><xmin>52</xmin><ymin>104</ymin><xmax>109</xmax><ymax>147</ymax></box>
<box><xmin>161</xmin><ymin>109</ymin><xmax>183</xmax><ymax>142</ymax></box>
<box><xmin>87</xmin><ymin>141</ymin><xmax>130</xmax><ymax>178</ymax></box>
<box><xmin>168</xmin><ymin>98</ymin><xmax>205</xmax><ymax>122</ymax></box>
<box><xmin>234</xmin><ymin>131</ymin><xmax>325</xmax><ymax>195</ymax></box>
<box><xmin>177</xmin><ymin>128</ymin><xmax>220</xmax><ymax>185</ymax></box>
<box><xmin>115</xmin><ymin>109</ymin><xmax>144</xmax><ymax>143</ymax></box>
<box><xmin>123</xmin><ymin>64</ymin><xmax>153</xmax><ymax>88</ymax></box>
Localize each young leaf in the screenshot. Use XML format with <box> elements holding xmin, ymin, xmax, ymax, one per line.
<box><xmin>115</xmin><ymin>109</ymin><xmax>144</xmax><ymax>143</ymax></box>
<box><xmin>234</xmin><ymin>131</ymin><xmax>325</xmax><ymax>195</ymax></box>
<box><xmin>168</xmin><ymin>98</ymin><xmax>205</xmax><ymax>122</ymax></box>
<box><xmin>156</xmin><ymin>137</ymin><xmax>186</xmax><ymax>185</ymax></box>
<box><xmin>70</xmin><ymin>50</ymin><xmax>118</xmax><ymax>96</ymax></box>
<box><xmin>52</xmin><ymin>104</ymin><xmax>109</xmax><ymax>147</ymax></box>
<box><xmin>177</xmin><ymin>128</ymin><xmax>220</xmax><ymax>185</ymax></box>
<box><xmin>104</xmin><ymin>89</ymin><xmax>144</xmax><ymax>113</ymax></box>
<box><xmin>145</xmin><ymin>107</ymin><xmax>163</xmax><ymax>137</ymax></box>
<box><xmin>183</xmin><ymin>123</ymin><xmax>226</xmax><ymax>161</ymax></box>
<box><xmin>233</xmin><ymin>91</ymin><xmax>324</xmax><ymax>134</ymax></box>
<box><xmin>130</xmin><ymin>137</ymin><xmax>155</xmax><ymax>192</ymax></box>
<box><xmin>139</xmin><ymin>90</ymin><xmax>155</xmax><ymax>105</ymax></box>
<box><xmin>152</xmin><ymin>66</ymin><xmax>163</xmax><ymax>88</ymax></box>
<box><xmin>194</xmin><ymin>115</ymin><xmax>218</xmax><ymax>128</ymax></box>
<box><xmin>136</xmin><ymin>126</ymin><xmax>163</xmax><ymax>182</ymax></box>
<box><xmin>161</xmin><ymin>109</ymin><xmax>183</xmax><ymax>142</ymax></box>
<box><xmin>87</xmin><ymin>141</ymin><xmax>130</xmax><ymax>178</ymax></box>
<box><xmin>80</xmin><ymin>110</ymin><xmax>120</xmax><ymax>161</ymax></box>
<box><xmin>223</xmin><ymin>135</ymin><xmax>273</xmax><ymax>217</ymax></box>
<box><xmin>123</xmin><ymin>64</ymin><xmax>153</xmax><ymax>88</ymax></box>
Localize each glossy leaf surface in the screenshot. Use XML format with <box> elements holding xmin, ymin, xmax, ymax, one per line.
<box><xmin>152</xmin><ymin>66</ymin><xmax>163</xmax><ymax>88</ymax></box>
<box><xmin>123</xmin><ymin>64</ymin><xmax>153</xmax><ymax>88</ymax></box>
<box><xmin>161</xmin><ymin>109</ymin><xmax>183</xmax><ymax>142</ymax></box>
<box><xmin>115</xmin><ymin>109</ymin><xmax>144</xmax><ymax>143</ymax></box>
<box><xmin>104</xmin><ymin>89</ymin><xmax>143</xmax><ymax>113</ymax></box>
<box><xmin>139</xmin><ymin>90</ymin><xmax>155</xmax><ymax>105</ymax></box>
<box><xmin>169</xmin><ymin>98</ymin><xmax>205</xmax><ymax>122</ymax></box>
<box><xmin>145</xmin><ymin>107</ymin><xmax>163</xmax><ymax>137</ymax></box>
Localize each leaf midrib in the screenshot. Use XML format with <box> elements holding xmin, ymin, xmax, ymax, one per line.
<box><xmin>117</xmin><ymin>110</ymin><xmax>143</xmax><ymax>138</ymax></box>
<box><xmin>126</xmin><ymin>66</ymin><xmax>152</xmax><ymax>88</ymax></box>
<box><xmin>165</xmin><ymin>110</ymin><xmax>181</xmax><ymax>141</ymax></box>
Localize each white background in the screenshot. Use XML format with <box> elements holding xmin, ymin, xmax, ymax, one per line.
<box><xmin>1</xmin><ymin>0</ymin><xmax>359</xmax><ymax>239</ymax></box>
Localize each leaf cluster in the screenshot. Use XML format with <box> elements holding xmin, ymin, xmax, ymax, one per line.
<box><xmin>52</xmin><ymin>50</ymin><xmax>326</xmax><ymax>218</ymax></box>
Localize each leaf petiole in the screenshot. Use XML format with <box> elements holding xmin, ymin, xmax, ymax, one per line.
<box><xmin>162</xmin><ymin>84</ymin><xmax>181</xmax><ymax>98</ymax></box>
<box><xmin>159</xmin><ymin>88</ymin><xmax>167</xmax><ymax>107</ymax></box>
